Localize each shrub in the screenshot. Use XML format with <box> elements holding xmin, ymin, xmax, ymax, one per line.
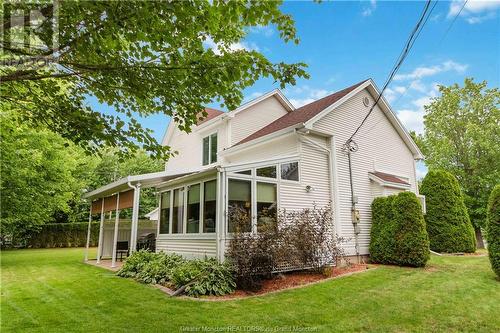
<box><xmin>227</xmin><ymin>205</ymin><xmax>345</xmax><ymax>291</ymax></box>
<box><xmin>369</xmin><ymin>192</ymin><xmax>429</xmax><ymax>267</ymax></box>
<box><xmin>486</xmin><ymin>184</ymin><xmax>500</xmax><ymax>277</ymax></box>
<box><xmin>26</xmin><ymin>222</ymin><xmax>100</xmax><ymax>248</ymax></box>
<box><xmin>116</xmin><ymin>251</ymin><xmax>235</xmax><ymax>297</ymax></box>
<box><xmin>170</xmin><ymin>258</ymin><xmax>236</xmax><ymax>297</ymax></box>
<box><xmin>393</xmin><ymin>192</ymin><xmax>430</xmax><ymax>267</ymax></box>
<box><xmin>420</xmin><ymin>170</ymin><xmax>476</xmax><ymax>253</ymax></box>
<box><xmin>369</xmin><ymin>196</ymin><xmax>397</xmax><ymax>264</ymax></box>
<box><xmin>116</xmin><ymin>250</ymin><xmax>157</xmax><ymax>278</ymax></box>
<box><xmin>136</xmin><ymin>252</ymin><xmax>185</xmax><ymax>285</ymax></box>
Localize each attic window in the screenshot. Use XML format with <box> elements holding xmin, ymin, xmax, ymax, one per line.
<box><xmin>202</xmin><ymin>133</ymin><xmax>217</xmax><ymax>166</ymax></box>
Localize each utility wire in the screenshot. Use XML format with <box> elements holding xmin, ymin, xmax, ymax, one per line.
<box><xmin>390</xmin><ymin>0</ymin><xmax>468</xmax><ymax>110</ymax></box>
<box><xmin>344</xmin><ymin>0</ymin><xmax>434</xmax><ymax>147</ymax></box>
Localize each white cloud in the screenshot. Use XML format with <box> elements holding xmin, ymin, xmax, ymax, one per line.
<box><xmin>394</xmin><ymin>60</ymin><xmax>468</xmax><ymax>81</ymax></box>
<box><xmin>415</xmin><ymin>162</ymin><xmax>428</xmax><ymax>180</ymax></box>
<box><xmin>287</xmin><ymin>86</ymin><xmax>331</xmax><ymax>107</ymax></box>
<box><xmin>362</xmin><ymin>0</ymin><xmax>377</xmax><ymax>17</ymax></box>
<box><xmin>395</xmin><ymin>83</ymin><xmax>440</xmax><ymax>134</ymax></box>
<box><xmin>202</xmin><ymin>36</ymin><xmax>259</xmax><ymax>55</ymax></box>
<box><xmin>397</xmin><ymin>109</ymin><xmax>425</xmax><ymax>134</ymax></box>
<box><xmin>448</xmin><ymin>0</ymin><xmax>500</xmax><ymax>24</ymax></box>
<box><xmin>249</xmin><ymin>25</ymin><xmax>274</xmax><ymax>37</ymax></box>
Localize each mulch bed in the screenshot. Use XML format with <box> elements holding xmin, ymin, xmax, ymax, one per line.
<box><xmin>201</xmin><ymin>264</ymin><xmax>371</xmax><ymax>300</ymax></box>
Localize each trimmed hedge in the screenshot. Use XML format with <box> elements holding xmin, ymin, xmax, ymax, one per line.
<box><xmin>420</xmin><ymin>170</ymin><xmax>476</xmax><ymax>253</ymax></box>
<box><xmin>486</xmin><ymin>184</ymin><xmax>500</xmax><ymax>277</ymax></box>
<box><xmin>370</xmin><ymin>192</ymin><xmax>429</xmax><ymax>267</ymax></box>
<box><xmin>27</xmin><ymin>222</ymin><xmax>100</xmax><ymax>248</ymax></box>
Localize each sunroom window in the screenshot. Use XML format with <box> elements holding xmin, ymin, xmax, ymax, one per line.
<box><xmin>257</xmin><ymin>182</ymin><xmax>277</xmax><ymax>232</ymax></box>
<box><xmin>202</xmin><ymin>133</ymin><xmax>217</xmax><ymax>166</ymax></box>
<box><xmin>187</xmin><ymin>184</ymin><xmax>200</xmax><ymax>233</ymax></box>
<box><xmin>159</xmin><ymin>191</ymin><xmax>170</xmax><ymax>234</ymax></box>
<box><xmin>281</xmin><ymin>162</ymin><xmax>299</xmax><ymax>181</ymax></box>
<box><xmin>256</xmin><ymin>166</ymin><xmax>276</xmax><ymax>178</ymax></box>
<box><xmin>172</xmin><ymin>188</ymin><xmax>184</xmax><ymax>234</ymax></box>
<box><xmin>227</xmin><ymin>179</ymin><xmax>252</xmax><ymax>233</ymax></box>
<box><xmin>203</xmin><ymin>180</ymin><xmax>217</xmax><ymax>233</ymax></box>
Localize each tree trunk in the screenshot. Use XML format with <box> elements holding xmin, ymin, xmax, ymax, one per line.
<box><xmin>475</xmin><ymin>228</ymin><xmax>485</xmax><ymax>249</ymax></box>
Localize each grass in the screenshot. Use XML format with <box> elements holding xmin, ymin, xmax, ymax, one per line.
<box><xmin>1</xmin><ymin>248</ymin><xmax>499</xmax><ymax>333</ymax></box>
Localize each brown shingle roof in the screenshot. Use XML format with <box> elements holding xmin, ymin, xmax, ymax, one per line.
<box><xmin>197</xmin><ymin>107</ymin><xmax>224</xmax><ymax>125</ymax></box>
<box><xmin>369</xmin><ymin>171</ymin><xmax>410</xmax><ymax>186</ymax></box>
<box><xmin>236</xmin><ymin>79</ymin><xmax>368</xmax><ymax>145</ymax></box>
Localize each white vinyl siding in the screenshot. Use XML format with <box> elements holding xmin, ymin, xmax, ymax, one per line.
<box><xmin>156</xmin><ymin>237</ymin><xmax>217</xmax><ymax>259</ymax></box>
<box><xmin>312</xmin><ymin>88</ymin><xmax>418</xmax><ymax>255</ymax></box>
<box><xmin>280</xmin><ymin>135</ymin><xmax>330</xmax><ymax>211</ymax></box>
<box><xmin>230</xmin><ymin>96</ymin><xmax>290</xmax><ymax>145</ymax></box>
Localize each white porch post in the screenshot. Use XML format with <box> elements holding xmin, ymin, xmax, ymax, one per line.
<box><xmin>111</xmin><ymin>192</ymin><xmax>120</xmax><ymax>268</ymax></box>
<box><xmin>97</xmin><ymin>199</ymin><xmax>105</xmax><ymax>263</ymax></box>
<box><xmin>84</xmin><ymin>204</ymin><xmax>92</xmax><ymax>262</ymax></box>
<box><xmin>129</xmin><ymin>184</ymin><xmax>141</xmax><ymax>254</ymax></box>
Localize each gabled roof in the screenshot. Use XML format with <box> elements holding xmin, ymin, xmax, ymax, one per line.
<box><xmin>197</xmin><ymin>107</ymin><xmax>224</xmax><ymax>125</ymax></box>
<box><xmin>369</xmin><ymin>171</ymin><xmax>410</xmax><ymax>186</ymax></box>
<box><xmin>237</xmin><ymin>80</ymin><xmax>368</xmax><ymax>145</ymax></box>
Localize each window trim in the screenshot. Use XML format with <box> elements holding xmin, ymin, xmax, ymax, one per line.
<box><xmin>226</xmin><ymin>174</ymin><xmax>280</xmax><ymax>235</ymax></box>
<box><xmin>202</xmin><ymin>131</ymin><xmax>218</xmax><ymax>166</ymax></box>
<box><xmin>279</xmin><ymin>160</ymin><xmax>301</xmax><ymax>183</ymax></box>
<box><xmin>157</xmin><ymin>177</ymin><xmax>217</xmax><ymax>235</ymax></box>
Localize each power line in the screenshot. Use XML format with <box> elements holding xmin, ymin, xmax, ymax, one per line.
<box><xmin>389</xmin><ymin>0</ymin><xmax>468</xmax><ymax>110</ymax></box>
<box><xmin>344</xmin><ymin>0</ymin><xmax>435</xmax><ymax>147</ymax></box>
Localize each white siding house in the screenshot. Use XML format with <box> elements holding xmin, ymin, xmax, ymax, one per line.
<box><xmin>84</xmin><ymin>79</ymin><xmax>423</xmax><ymax>265</ymax></box>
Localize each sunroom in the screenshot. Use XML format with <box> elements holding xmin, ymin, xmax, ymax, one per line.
<box><xmin>155</xmin><ymin>158</ymin><xmax>301</xmax><ymax>261</ymax></box>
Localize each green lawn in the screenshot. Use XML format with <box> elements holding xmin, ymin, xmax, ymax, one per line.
<box><xmin>1</xmin><ymin>248</ymin><xmax>499</xmax><ymax>333</ymax></box>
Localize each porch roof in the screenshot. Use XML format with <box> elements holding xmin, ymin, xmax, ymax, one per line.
<box><xmin>83</xmin><ymin>171</ymin><xmax>193</xmax><ymax>200</ymax></box>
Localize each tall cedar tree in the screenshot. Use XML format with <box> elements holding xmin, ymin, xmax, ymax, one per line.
<box><xmin>420</xmin><ymin>170</ymin><xmax>476</xmax><ymax>253</ymax></box>
<box><xmin>486</xmin><ymin>184</ymin><xmax>500</xmax><ymax>277</ymax></box>
<box><xmin>415</xmin><ymin>79</ymin><xmax>500</xmax><ymax>242</ymax></box>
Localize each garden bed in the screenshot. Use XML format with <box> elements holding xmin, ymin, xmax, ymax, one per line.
<box><xmin>186</xmin><ymin>263</ymin><xmax>371</xmax><ymax>300</ymax></box>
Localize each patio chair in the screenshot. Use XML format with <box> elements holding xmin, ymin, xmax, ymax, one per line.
<box><xmin>116</xmin><ymin>241</ymin><xmax>129</xmax><ymax>261</ymax></box>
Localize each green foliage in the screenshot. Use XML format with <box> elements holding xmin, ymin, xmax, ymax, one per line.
<box><xmin>420</xmin><ymin>170</ymin><xmax>476</xmax><ymax>253</ymax></box>
<box><xmin>369</xmin><ymin>196</ymin><xmax>397</xmax><ymax>264</ymax></box>
<box><xmin>116</xmin><ymin>250</ymin><xmax>157</xmax><ymax>278</ymax></box>
<box><xmin>392</xmin><ymin>192</ymin><xmax>430</xmax><ymax>267</ymax></box>
<box><xmin>116</xmin><ymin>251</ymin><xmax>235</xmax><ymax>297</ymax></box>
<box><xmin>369</xmin><ymin>192</ymin><xmax>429</xmax><ymax>267</ymax></box>
<box><xmin>183</xmin><ymin>258</ymin><xmax>236</xmax><ymax>297</ymax></box>
<box><xmin>1</xmin><ymin>1</ymin><xmax>308</xmax><ymax>159</ymax></box>
<box><xmin>0</xmin><ymin>112</ymin><xmax>89</xmax><ymax>241</ymax></box>
<box><xmin>25</xmin><ymin>223</ymin><xmax>99</xmax><ymax>248</ymax></box>
<box><xmin>136</xmin><ymin>252</ymin><xmax>185</xmax><ymax>285</ymax></box>
<box><xmin>417</xmin><ymin>78</ymin><xmax>500</xmax><ymax>229</ymax></box>
<box><xmin>486</xmin><ymin>184</ymin><xmax>500</xmax><ymax>277</ymax></box>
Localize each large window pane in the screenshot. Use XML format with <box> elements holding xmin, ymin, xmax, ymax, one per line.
<box><xmin>228</xmin><ymin>179</ymin><xmax>252</xmax><ymax>233</ymax></box>
<box><xmin>159</xmin><ymin>191</ymin><xmax>170</xmax><ymax>234</ymax></box>
<box><xmin>172</xmin><ymin>188</ymin><xmax>184</xmax><ymax>234</ymax></box>
<box><xmin>256</xmin><ymin>166</ymin><xmax>276</xmax><ymax>178</ymax></box>
<box><xmin>187</xmin><ymin>184</ymin><xmax>200</xmax><ymax>233</ymax></box>
<box><xmin>210</xmin><ymin>133</ymin><xmax>218</xmax><ymax>163</ymax></box>
<box><xmin>203</xmin><ymin>180</ymin><xmax>217</xmax><ymax>233</ymax></box>
<box><xmin>257</xmin><ymin>182</ymin><xmax>277</xmax><ymax>232</ymax></box>
<box><xmin>281</xmin><ymin>162</ymin><xmax>299</xmax><ymax>181</ymax></box>
<box><xmin>202</xmin><ymin>136</ymin><xmax>210</xmax><ymax>166</ymax></box>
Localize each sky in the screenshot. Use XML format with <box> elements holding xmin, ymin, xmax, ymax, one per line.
<box><xmin>89</xmin><ymin>0</ymin><xmax>500</xmax><ymax>177</ymax></box>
